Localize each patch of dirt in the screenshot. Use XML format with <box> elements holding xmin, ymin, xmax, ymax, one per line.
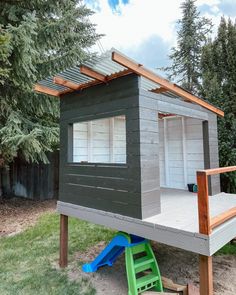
<box><xmin>69</xmin><ymin>242</ymin><xmax>236</xmax><ymax>295</ymax></box>
<box><xmin>0</xmin><ymin>197</ymin><xmax>56</xmax><ymax>237</ymax></box>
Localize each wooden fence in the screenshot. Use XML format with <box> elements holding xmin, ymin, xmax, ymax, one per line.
<box><xmin>0</xmin><ymin>151</ymin><xmax>59</xmax><ymax>200</ymax></box>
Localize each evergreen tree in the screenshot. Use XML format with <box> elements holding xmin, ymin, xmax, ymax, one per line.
<box><xmin>0</xmin><ymin>27</ymin><xmax>11</xmax><ymax>86</ymax></box>
<box><xmin>201</xmin><ymin>17</ymin><xmax>236</xmax><ymax>192</ymax></box>
<box><xmin>164</xmin><ymin>0</ymin><xmax>212</xmax><ymax>94</ymax></box>
<box><xmin>0</xmin><ymin>1</ymin><xmax>100</xmax><ymax>166</ymax></box>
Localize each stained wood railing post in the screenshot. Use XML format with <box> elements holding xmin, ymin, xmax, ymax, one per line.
<box><xmin>59</xmin><ymin>214</ymin><xmax>68</xmax><ymax>268</ymax></box>
<box><xmin>197</xmin><ymin>171</ymin><xmax>211</xmax><ymax>235</ymax></box>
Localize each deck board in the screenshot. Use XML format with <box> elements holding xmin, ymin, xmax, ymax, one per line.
<box><xmin>145</xmin><ymin>188</ymin><xmax>236</xmax><ymax>233</ymax></box>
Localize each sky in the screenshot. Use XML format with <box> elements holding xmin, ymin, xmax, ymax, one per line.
<box><xmin>84</xmin><ymin>0</ymin><xmax>236</xmax><ymax>71</ymax></box>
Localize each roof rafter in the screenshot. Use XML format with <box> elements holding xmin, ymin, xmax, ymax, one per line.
<box><xmin>53</xmin><ymin>68</ymin><xmax>132</xmax><ymax>94</ymax></box>
<box><xmin>112</xmin><ymin>51</ymin><xmax>224</xmax><ymax>117</ymax></box>
<box><xmin>158</xmin><ymin>113</ymin><xmax>175</xmax><ymax>119</ymax></box>
<box><xmin>34</xmin><ymin>84</ymin><xmax>61</xmax><ymax>97</ymax></box>
<box><xmin>80</xmin><ymin>65</ymin><xmax>107</xmax><ymax>82</ymax></box>
<box><xmin>151</xmin><ymin>87</ymin><xmax>168</xmax><ymax>94</ymax></box>
<box><xmin>53</xmin><ymin>77</ymin><xmax>81</xmax><ymax>90</ymax></box>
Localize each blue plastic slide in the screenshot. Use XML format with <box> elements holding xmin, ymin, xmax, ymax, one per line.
<box><xmin>82</xmin><ymin>232</ymin><xmax>146</xmax><ymax>272</ymax></box>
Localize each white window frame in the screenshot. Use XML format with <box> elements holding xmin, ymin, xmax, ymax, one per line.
<box><xmin>72</xmin><ymin>115</ymin><xmax>126</xmax><ymax>164</ymax></box>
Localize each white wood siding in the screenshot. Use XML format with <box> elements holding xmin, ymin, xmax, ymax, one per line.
<box><xmin>167</xmin><ymin>117</ymin><xmax>185</xmax><ymax>189</ymax></box>
<box><xmin>159</xmin><ymin>116</ymin><xmax>204</xmax><ymax>189</ymax></box>
<box><xmin>185</xmin><ymin>117</ymin><xmax>204</xmax><ymax>184</ymax></box>
<box><xmin>73</xmin><ymin>116</ymin><xmax>126</xmax><ymax>163</ymax></box>
<box><xmin>159</xmin><ymin>120</ymin><xmax>165</xmax><ymax>186</ymax></box>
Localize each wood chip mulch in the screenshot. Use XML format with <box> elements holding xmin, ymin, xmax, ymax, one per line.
<box><xmin>0</xmin><ymin>197</ymin><xmax>56</xmax><ymax>237</ymax></box>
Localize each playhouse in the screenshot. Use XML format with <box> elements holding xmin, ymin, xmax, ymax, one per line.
<box><xmin>35</xmin><ymin>49</ymin><xmax>236</xmax><ymax>295</ymax></box>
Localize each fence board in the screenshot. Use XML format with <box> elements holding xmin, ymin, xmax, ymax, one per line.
<box><xmin>0</xmin><ymin>151</ymin><xmax>59</xmax><ymax>200</ymax></box>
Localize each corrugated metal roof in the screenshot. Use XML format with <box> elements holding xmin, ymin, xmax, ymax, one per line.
<box><xmin>37</xmin><ymin>48</ymin><xmax>174</xmax><ymax>95</ymax></box>
<box><xmin>35</xmin><ymin>48</ymin><xmax>224</xmax><ymax>117</ymax></box>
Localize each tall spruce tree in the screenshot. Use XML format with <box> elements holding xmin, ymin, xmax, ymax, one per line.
<box><xmin>201</xmin><ymin>17</ymin><xmax>236</xmax><ymax>192</ymax></box>
<box><xmin>0</xmin><ymin>27</ymin><xmax>11</xmax><ymax>86</ymax></box>
<box><xmin>164</xmin><ymin>0</ymin><xmax>212</xmax><ymax>94</ymax></box>
<box><xmin>0</xmin><ymin>1</ymin><xmax>100</xmax><ymax>166</ymax></box>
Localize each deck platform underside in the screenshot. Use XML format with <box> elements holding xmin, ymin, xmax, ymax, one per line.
<box><xmin>57</xmin><ymin>188</ymin><xmax>236</xmax><ymax>256</ymax></box>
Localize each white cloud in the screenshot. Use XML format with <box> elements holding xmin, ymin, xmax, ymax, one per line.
<box><xmin>196</xmin><ymin>0</ymin><xmax>220</xmax><ymax>6</ymax></box>
<box><xmin>88</xmin><ymin>0</ymin><xmax>182</xmax><ymax>52</ymax></box>
<box><xmin>85</xmin><ymin>0</ymin><xmax>236</xmax><ymax>68</ymax></box>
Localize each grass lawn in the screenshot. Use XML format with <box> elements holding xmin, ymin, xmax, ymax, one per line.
<box><xmin>0</xmin><ymin>211</ymin><xmax>235</xmax><ymax>295</ymax></box>
<box><xmin>217</xmin><ymin>242</ymin><xmax>236</xmax><ymax>255</ymax></box>
<box><xmin>0</xmin><ymin>212</ymin><xmax>114</xmax><ymax>295</ymax></box>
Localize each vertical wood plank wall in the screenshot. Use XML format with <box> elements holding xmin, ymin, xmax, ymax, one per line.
<box><xmin>0</xmin><ymin>151</ymin><xmax>59</xmax><ymax>200</ymax></box>
<box><xmin>158</xmin><ymin>117</ymin><xmax>205</xmax><ymax>189</ymax></box>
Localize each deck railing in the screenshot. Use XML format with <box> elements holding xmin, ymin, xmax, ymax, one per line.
<box><xmin>197</xmin><ymin>166</ymin><xmax>236</xmax><ymax>235</ymax></box>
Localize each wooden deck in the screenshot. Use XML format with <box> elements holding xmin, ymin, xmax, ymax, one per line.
<box><xmin>57</xmin><ymin>188</ymin><xmax>236</xmax><ymax>256</ymax></box>
<box><xmin>146</xmin><ymin>188</ymin><xmax>236</xmax><ymax>232</ymax></box>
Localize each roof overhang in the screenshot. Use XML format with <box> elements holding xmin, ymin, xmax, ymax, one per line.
<box><xmin>34</xmin><ymin>49</ymin><xmax>224</xmax><ymax>117</ymax></box>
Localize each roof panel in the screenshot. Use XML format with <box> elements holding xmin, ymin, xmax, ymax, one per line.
<box><xmin>34</xmin><ymin>48</ymin><xmax>223</xmax><ymax>116</ymax></box>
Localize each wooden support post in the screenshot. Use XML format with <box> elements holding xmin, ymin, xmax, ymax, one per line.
<box><xmin>199</xmin><ymin>255</ymin><xmax>213</xmax><ymax>295</ymax></box>
<box><xmin>59</xmin><ymin>214</ymin><xmax>68</xmax><ymax>268</ymax></box>
<box><xmin>197</xmin><ymin>171</ymin><xmax>211</xmax><ymax>235</ymax></box>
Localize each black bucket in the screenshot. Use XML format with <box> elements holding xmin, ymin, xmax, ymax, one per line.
<box><xmin>187</xmin><ymin>183</ymin><xmax>198</xmax><ymax>193</ymax></box>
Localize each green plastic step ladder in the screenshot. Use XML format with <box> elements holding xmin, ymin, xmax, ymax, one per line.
<box><xmin>125</xmin><ymin>239</ymin><xmax>163</xmax><ymax>295</ymax></box>
<box><xmin>82</xmin><ymin>232</ymin><xmax>163</xmax><ymax>295</ymax></box>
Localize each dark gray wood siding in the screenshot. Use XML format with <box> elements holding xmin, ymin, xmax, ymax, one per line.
<box><xmin>59</xmin><ymin>74</ymin><xmax>144</xmax><ymax>218</ymax></box>
<box><xmin>59</xmin><ymin>74</ymin><xmax>220</xmax><ymax>219</ymax></box>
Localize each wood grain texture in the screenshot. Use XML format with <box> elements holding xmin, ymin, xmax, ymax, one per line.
<box><xmin>211</xmin><ymin>206</ymin><xmax>236</xmax><ymax>229</ymax></box>
<box><xmin>80</xmin><ymin>65</ymin><xmax>107</xmax><ymax>82</ymax></box>
<box><xmin>112</xmin><ymin>51</ymin><xmax>224</xmax><ymax>117</ymax></box>
<box><xmin>150</xmin><ymin>86</ymin><xmax>168</xmax><ymax>94</ymax></box>
<box><xmin>188</xmin><ymin>284</ymin><xmax>200</xmax><ymax>295</ymax></box>
<box><xmin>54</xmin><ymin>76</ymin><xmax>81</xmax><ymax>90</ymax></box>
<box><xmin>34</xmin><ymin>84</ymin><xmax>61</xmax><ymax>96</ymax></box>
<box><xmin>54</xmin><ymin>69</ymin><xmax>132</xmax><ymax>95</ymax></box>
<box><xmin>201</xmin><ymin>166</ymin><xmax>236</xmax><ymax>176</ymax></box>
<box><xmin>199</xmin><ymin>255</ymin><xmax>213</xmax><ymax>295</ymax></box>
<box><xmin>59</xmin><ymin>214</ymin><xmax>68</xmax><ymax>268</ymax></box>
<box><xmin>197</xmin><ymin>172</ymin><xmax>211</xmax><ymax>235</ymax></box>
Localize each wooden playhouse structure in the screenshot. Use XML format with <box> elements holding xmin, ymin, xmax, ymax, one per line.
<box><xmin>35</xmin><ymin>50</ymin><xmax>236</xmax><ymax>295</ymax></box>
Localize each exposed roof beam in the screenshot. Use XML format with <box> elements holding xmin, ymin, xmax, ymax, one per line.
<box><xmin>34</xmin><ymin>84</ymin><xmax>61</xmax><ymax>97</ymax></box>
<box><xmin>36</xmin><ymin>68</ymin><xmax>133</xmax><ymax>97</ymax></box>
<box><xmin>53</xmin><ymin>77</ymin><xmax>81</xmax><ymax>90</ymax></box>
<box><xmin>53</xmin><ymin>69</ymin><xmax>132</xmax><ymax>94</ymax></box>
<box><xmin>112</xmin><ymin>51</ymin><xmax>224</xmax><ymax>117</ymax></box>
<box><xmin>80</xmin><ymin>65</ymin><xmax>107</xmax><ymax>82</ymax></box>
<box><xmin>151</xmin><ymin>87</ymin><xmax>168</xmax><ymax>94</ymax></box>
<box><xmin>54</xmin><ymin>76</ymin><xmax>102</xmax><ymax>91</ymax></box>
<box><xmin>158</xmin><ymin>113</ymin><xmax>175</xmax><ymax>119</ymax></box>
